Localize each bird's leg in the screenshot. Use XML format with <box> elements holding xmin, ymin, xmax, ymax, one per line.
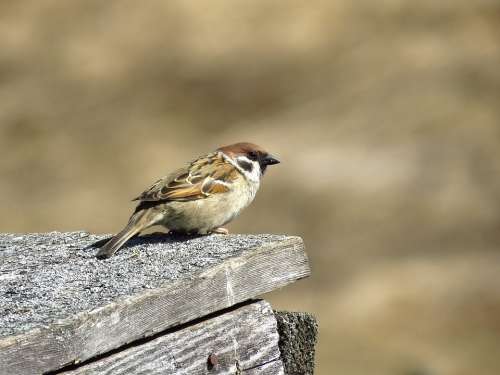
<box><xmin>212</xmin><ymin>227</ymin><xmax>229</xmax><ymax>235</ymax></box>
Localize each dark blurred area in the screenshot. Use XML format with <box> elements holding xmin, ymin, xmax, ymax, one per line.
<box><xmin>2</xmin><ymin>1</ymin><xmax>500</xmax><ymax>374</ymax></box>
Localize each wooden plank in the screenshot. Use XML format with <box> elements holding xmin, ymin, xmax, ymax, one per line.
<box><xmin>59</xmin><ymin>300</ymin><xmax>283</xmax><ymax>375</ymax></box>
<box><xmin>0</xmin><ymin>232</ymin><xmax>309</xmax><ymax>375</ymax></box>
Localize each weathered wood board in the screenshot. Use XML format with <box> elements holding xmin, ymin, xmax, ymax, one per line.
<box><xmin>60</xmin><ymin>301</ymin><xmax>283</xmax><ymax>375</ymax></box>
<box><xmin>0</xmin><ymin>232</ymin><xmax>309</xmax><ymax>375</ymax></box>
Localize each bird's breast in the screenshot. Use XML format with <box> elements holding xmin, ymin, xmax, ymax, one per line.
<box><xmin>160</xmin><ymin>177</ymin><xmax>259</xmax><ymax>233</ymax></box>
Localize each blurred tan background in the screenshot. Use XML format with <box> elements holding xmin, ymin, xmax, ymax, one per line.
<box><xmin>2</xmin><ymin>1</ymin><xmax>500</xmax><ymax>374</ymax></box>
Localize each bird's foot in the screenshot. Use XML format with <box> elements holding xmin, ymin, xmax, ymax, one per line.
<box><xmin>212</xmin><ymin>227</ymin><xmax>229</xmax><ymax>235</ymax></box>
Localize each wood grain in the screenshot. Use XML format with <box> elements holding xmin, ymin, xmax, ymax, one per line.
<box><xmin>61</xmin><ymin>301</ymin><xmax>283</xmax><ymax>375</ymax></box>
<box><xmin>0</xmin><ymin>234</ymin><xmax>309</xmax><ymax>375</ymax></box>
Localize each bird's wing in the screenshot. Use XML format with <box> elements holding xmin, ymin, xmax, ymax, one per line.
<box><xmin>133</xmin><ymin>152</ymin><xmax>238</xmax><ymax>202</ymax></box>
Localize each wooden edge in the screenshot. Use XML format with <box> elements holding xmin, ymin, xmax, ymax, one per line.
<box><xmin>0</xmin><ymin>237</ymin><xmax>309</xmax><ymax>374</ymax></box>
<box><xmin>275</xmin><ymin>311</ymin><xmax>318</xmax><ymax>375</ymax></box>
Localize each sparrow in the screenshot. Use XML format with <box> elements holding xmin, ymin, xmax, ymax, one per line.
<box><xmin>96</xmin><ymin>142</ymin><xmax>280</xmax><ymax>258</ymax></box>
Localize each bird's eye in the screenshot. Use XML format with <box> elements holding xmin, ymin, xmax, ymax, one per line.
<box><xmin>248</xmin><ymin>151</ymin><xmax>258</xmax><ymax>160</ymax></box>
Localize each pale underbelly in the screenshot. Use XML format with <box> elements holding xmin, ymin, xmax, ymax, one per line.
<box><xmin>159</xmin><ymin>190</ymin><xmax>254</xmax><ymax>234</ymax></box>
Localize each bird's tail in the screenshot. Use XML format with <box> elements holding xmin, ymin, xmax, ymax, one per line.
<box><xmin>96</xmin><ymin>210</ymin><xmax>158</xmax><ymax>259</ymax></box>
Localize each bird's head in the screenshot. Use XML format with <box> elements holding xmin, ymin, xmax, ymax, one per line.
<box><xmin>218</xmin><ymin>142</ymin><xmax>280</xmax><ymax>178</ymax></box>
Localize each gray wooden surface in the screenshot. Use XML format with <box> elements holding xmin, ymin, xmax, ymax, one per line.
<box><xmin>61</xmin><ymin>300</ymin><xmax>283</xmax><ymax>375</ymax></box>
<box><xmin>0</xmin><ymin>232</ymin><xmax>309</xmax><ymax>375</ymax></box>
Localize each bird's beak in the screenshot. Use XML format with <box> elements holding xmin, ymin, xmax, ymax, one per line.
<box><xmin>262</xmin><ymin>154</ymin><xmax>280</xmax><ymax>166</ymax></box>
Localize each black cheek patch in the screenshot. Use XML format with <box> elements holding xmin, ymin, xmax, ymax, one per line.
<box><xmin>237</xmin><ymin>159</ymin><xmax>254</xmax><ymax>173</ymax></box>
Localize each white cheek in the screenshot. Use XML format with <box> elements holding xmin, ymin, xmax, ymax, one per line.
<box><xmin>248</xmin><ymin>161</ymin><xmax>262</xmax><ymax>182</ymax></box>
<box><xmin>221</xmin><ymin>152</ymin><xmax>262</xmax><ymax>184</ymax></box>
<box><xmin>237</xmin><ymin>157</ymin><xmax>261</xmax><ymax>183</ymax></box>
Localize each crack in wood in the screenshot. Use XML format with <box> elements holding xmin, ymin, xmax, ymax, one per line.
<box><xmin>241</xmin><ymin>356</ymin><xmax>281</xmax><ymax>372</ymax></box>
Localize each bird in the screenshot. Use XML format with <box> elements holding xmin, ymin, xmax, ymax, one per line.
<box><xmin>96</xmin><ymin>142</ymin><xmax>280</xmax><ymax>258</ymax></box>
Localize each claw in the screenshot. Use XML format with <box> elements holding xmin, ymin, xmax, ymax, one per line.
<box><xmin>212</xmin><ymin>227</ymin><xmax>229</xmax><ymax>235</ymax></box>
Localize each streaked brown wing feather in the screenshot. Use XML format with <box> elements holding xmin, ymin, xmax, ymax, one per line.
<box><xmin>203</xmin><ymin>179</ymin><xmax>230</xmax><ymax>194</ymax></box>
<box><xmin>133</xmin><ymin>152</ymin><xmax>236</xmax><ymax>202</ymax></box>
